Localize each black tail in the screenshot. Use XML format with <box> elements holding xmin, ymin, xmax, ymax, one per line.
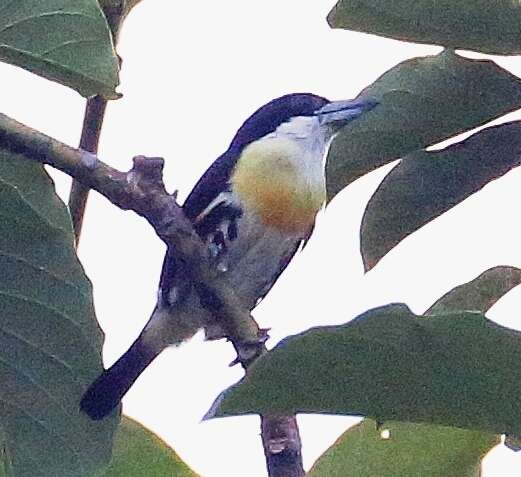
<box><xmin>80</xmin><ymin>337</ymin><xmax>159</xmax><ymax>420</ymax></box>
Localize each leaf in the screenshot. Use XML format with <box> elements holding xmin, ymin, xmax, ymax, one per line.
<box><xmin>210</xmin><ymin>270</ymin><xmax>517</xmax><ymax>468</ymax></box>
<box><xmin>426</xmin><ymin>266</ymin><xmax>521</xmax><ymax>316</ymax></box>
<box><xmin>360</xmin><ymin>122</ymin><xmax>521</xmax><ymax>270</ymax></box>
<box><xmin>309</xmin><ymin>267</ymin><xmax>514</xmax><ymax>476</ymax></box>
<box><xmin>428</xmin><ymin>265</ymin><xmax>521</xmax><ymax>456</ymax></box>
<box><xmin>308</xmin><ymin>419</ymin><xmax>498</xmax><ymax>477</ymax></box>
<box><xmin>99</xmin><ymin>416</ymin><xmax>199</xmax><ymax>477</ymax></box>
<box><xmin>0</xmin><ymin>0</ymin><xmax>119</xmax><ymax>98</ymax></box>
<box><xmin>207</xmin><ymin>303</ymin><xmax>521</xmax><ymax>435</ymax></box>
<box><xmin>325</xmin><ymin>50</ymin><xmax>521</xmax><ymax>201</ymax></box>
<box><xmin>0</xmin><ymin>151</ymin><xmax>118</xmax><ymax>476</ymax></box>
<box><xmin>327</xmin><ymin>0</ymin><xmax>521</xmax><ymax>55</ymax></box>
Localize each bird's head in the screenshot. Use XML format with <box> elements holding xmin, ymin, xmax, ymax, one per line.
<box><xmin>229</xmin><ymin>93</ymin><xmax>377</xmax><ymax>154</ymax></box>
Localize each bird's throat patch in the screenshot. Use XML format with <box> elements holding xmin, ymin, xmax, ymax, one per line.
<box><xmin>231</xmin><ymin>139</ymin><xmax>325</xmax><ymax>234</ymax></box>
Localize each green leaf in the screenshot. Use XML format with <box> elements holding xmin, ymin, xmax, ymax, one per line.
<box><xmin>0</xmin><ymin>0</ymin><xmax>119</xmax><ymax>98</ymax></box>
<box><xmin>98</xmin><ymin>416</ymin><xmax>199</xmax><ymax>477</ymax></box>
<box><xmin>0</xmin><ymin>152</ymin><xmax>118</xmax><ymax>477</ymax></box>
<box><xmin>309</xmin><ymin>267</ymin><xmax>515</xmax><ymax>476</ymax></box>
<box><xmin>426</xmin><ymin>266</ymin><xmax>521</xmax><ymax>316</ymax></box>
<box><xmin>207</xmin><ymin>303</ymin><xmax>521</xmax><ymax>435</ymax></box>
<box><xmin>360</xmin><ymin>122</ymin><xmax>521</xmax><ymax>270</ymax></box>
<box><xmin>308</xmin><ymin>419</ymin><xmax>498</xmax><ymax>477</ymax></box>
<box><xmin>325</xmin><ymin>50</ymin><xmax>521</xmax><ymax>201</ymax></box>
<box><xmin>327</xmin><ymin>0</ymin><xmax>521</xmax><ymax>55</ymax></box>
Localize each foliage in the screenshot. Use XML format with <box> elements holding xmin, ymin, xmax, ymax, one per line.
<box><xmin>327</xmin><ymin>0</ymin><xmax>521</xmax><ymax>55</ymax></box>
<box><xmin>308</xmin><ymin>420</ymin><xmax>499</xmax><ymax>477</ymax></box>
<box><xmin>97</xmin><ymin>417</ymin><xmax>199</xmax><ymax>477</ymax></box>
<box><xmin>0</xmin><ymin>0</ymin><xmax>520</xmax><ymax>475</ymax></box>
<box><xmin>208</xmin><ymin>302</ymin><xmax>521</xmax><ymax>434</ymax></box>
<box><xmin>0</xmin><ymin>0</ymin><xmax>119</xmax><ymax>98</ymax></box>
<box><xmin>325</xmin><ymin>50</ymin><xmax>521</xmax><ymax>203</ymax></box>
<box><xmin>0</xmin><ymin>153</ymin><xmax>118</xmax><ymax>476</ymax></box>
<box><xmin>359</xmin><ymin>123</ymin><xmax>521</xmax><ymax>270</ymax></box>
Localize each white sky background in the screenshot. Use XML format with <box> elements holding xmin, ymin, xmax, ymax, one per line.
<box><xmin>2</xmin><ymin>0</ymin><xmax>521</xmax><ymax>475</ymax></box>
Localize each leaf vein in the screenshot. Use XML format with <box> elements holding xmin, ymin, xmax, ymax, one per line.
<box><xmin>0</xmin><ymin>362</ymin><xmax>86</xmax><ymax>473</ymax></box>
<box><xmin>0</xmin><ymin>249</ymin><xmax>89</xmax><ymax>300</ymax></box>
<box><xmin>41</xmin><ymin>38</ymin><xmax>98</xmax><ymax>57</ymax></box>
<box><xmin>0</xmin><ymin>44</ymin><xmax>116</xmax><ymax>94</ymax></box>
<box><xmin>0</xmin><ymin>175</ymin><xmax>70</xmax><ymax>236</ymax></box>
<box><xmin>0</xmin><ymin>11</ymin><xmax>99</xmax><ymax>36</ymax></box>
<box><xmin>0</xmin><ymin>290</ymin><xmax>100</xmax><ymax>356</ymax></box>
<box><xmin>0</xmin><ymin>323</ymin><xmax>80</xmax><ymax>385</ymax></box>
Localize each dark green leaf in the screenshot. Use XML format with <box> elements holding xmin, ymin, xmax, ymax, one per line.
<box><xmin>326</xmin><ymin>51</ymin><xmax>521</xmax><ymax>201</ymax></box>
<box><xmin>0</xmin><ymin>0</ymin><xmax>119</xmax><ymax>98</ymax></box>
<box><xmin>360</xmin><ymin>122</ymin><xmax>521</xmax><ymax>270</ymax></box>
<box><xmin>99</xmin><ymin>416</ymin><xmax>199</xmax><ymax>477</ymax></box>
<box><xmin>309</xmin><ymin>267</ymin><xmax>515</xmax><ymax>476</ymax></box>
<box><xmin>0</xmin><ymin>152</ymin><xmax>118</xmax><ymax>476</ymax></box>
<box><xmin>426</xmin><ymin>266</ymin><xmax>521</xmax><ymax>316</ymax></box>
<box><xmin>309</xmin><ymin>419</ymin><xmax>498</xmax><ymax>477</ymax></box>
<box><xmin>207</xmin><ymin>303</ymin><xmax>521</xmax><ymax>435</ymax></box>
<box><xmin>327</xmin><ymin>0</ymin><xmax>521</xmax><ymax>55</ymax></box>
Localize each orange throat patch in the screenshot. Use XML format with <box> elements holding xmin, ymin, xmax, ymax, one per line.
<box><xmin>231</xmin><ymin>141</ymin><xmax>325</xmax><ymax>234</ymax></box>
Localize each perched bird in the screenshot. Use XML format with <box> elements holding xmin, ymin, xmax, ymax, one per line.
<box><xmin>80</xmin><ymin>93</ymin><xmax>377</xmax><ymax>420</ymax></box>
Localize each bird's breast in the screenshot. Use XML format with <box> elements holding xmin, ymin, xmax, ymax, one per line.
<box><xmin>231</xmin><ymin>137</ymin><xmax>325</xmax><ymax>235</ymax></box>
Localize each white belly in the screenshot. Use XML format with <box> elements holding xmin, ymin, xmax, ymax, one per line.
<box><xmin>221</xmin><ymin>208</ymin><xmax>305</xmax><ymax>309</ymax></box>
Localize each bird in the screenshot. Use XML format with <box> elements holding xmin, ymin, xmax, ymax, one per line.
<box><xmin>80</xmin><ymin>92</ymin><xmax>377</xmax><ymax>420</ymax></box>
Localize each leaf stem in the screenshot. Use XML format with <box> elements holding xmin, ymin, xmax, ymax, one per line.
<box><xmin>69</xmin><ymin>95</ymin><xmax>108</xmax><ymax>243</ymax></box>
<box><xmin>68</xmin><ymin>0</ymin><xmax>132</xmax><ymax>244</ymax></box>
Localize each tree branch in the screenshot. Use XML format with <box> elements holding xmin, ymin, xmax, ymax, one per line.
<box><xmin>261</xmin><ymin>415</ymin><xmax>305</xmax><ymax>477</ymax></box>
<box><xmin>0</xmin><ymin>111</ymin><xmax>261</xmax><ymax>350</ymax></box>
<box><xmin>0</xmin><ymin>111</ymin><xmax>305</xmax><ymax>476</ymax></box>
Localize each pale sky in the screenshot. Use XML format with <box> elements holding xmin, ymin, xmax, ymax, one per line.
<box><xmin>2</xmin><ymin>0</ymin><xmax>521</xmax><ymax>475</ymax></box>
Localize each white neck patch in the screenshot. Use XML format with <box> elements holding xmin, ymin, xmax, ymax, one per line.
<box><xmin>266</xmin><ymin>115</ymin><xmax>335</xmax><ymax>181</ymax></box>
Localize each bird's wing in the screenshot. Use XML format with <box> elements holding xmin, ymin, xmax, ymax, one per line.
<box><xmin>183</xmin><ymin>149</ymin><xmax>240</xmax><ymax>221</ymax></box>
<box><xmin>159</xmin><ymin>149</ymin><xmax>241</xmax><ymax>303</ymax></box>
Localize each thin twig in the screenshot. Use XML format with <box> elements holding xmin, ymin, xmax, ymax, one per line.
<box><xmin>68</xmin><ymin>0</ymin><xmax>130</xmax><ymax>243</ymax></box>
<box><xmin>69</xmin><ymin>95</ymin><xmax>108</xmax><ymax>243</ymax></box>
<box><xmin>0</xmin><ymin>111</ymin><xmax>305</xmax><ymax>477</ymax></box>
